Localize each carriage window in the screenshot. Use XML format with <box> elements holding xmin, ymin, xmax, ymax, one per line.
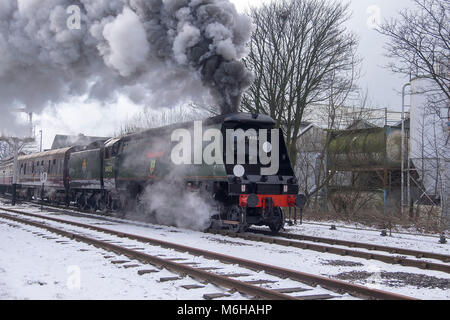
<box><xmin>48</xmin><ymin>160</ymin><xmax>51</xmax><ymax>174</ymax></box>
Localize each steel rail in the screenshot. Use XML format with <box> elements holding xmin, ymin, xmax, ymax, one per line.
<box><xmin>250</xmin><ymin>229</ymin><xmax>450</xmax><ymax>263</ymax></box>
<box><xmin>0</xmin><ymin>207</ymin><xmax>416</xmax><ymax>300</ymax></box>
<box><xmin>0</xmin><ymin>212</ymin><xmax>294</xmax><ymax>300</ymax></box>
<box><xmin>3</xmin><ymin>196</ymin><xmax>447</xmax><ymax>263</ymax></box>
<box><xmin>208</xmin><ymin>229</ymin><xmax>450</xmax><ymax>274</ymax></box>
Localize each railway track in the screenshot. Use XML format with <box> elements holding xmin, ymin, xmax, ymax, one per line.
<box><xmin>0</xmin><ymin>206</ymin><xmax>415</xmax><ymax>300</ymax></box>
<box><xmin>208</xmin><ymin>229</ymin><xmax>450</xmax><ymax>274</ymax></box>
<box><xmin>2</xmin><ymin>196</ymin><xmax>449</xmax><ymax>275</ymax></box>
<box><xmin>293</xmin><ymin>220</ymin><xmax>445</xmax><ymax>240</ymax></box>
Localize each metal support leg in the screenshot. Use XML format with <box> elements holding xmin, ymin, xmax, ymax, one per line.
<box><xmin>12</xmin><ymin>184</ymin><xmax>17</xmax><ymax>206</ymax></box>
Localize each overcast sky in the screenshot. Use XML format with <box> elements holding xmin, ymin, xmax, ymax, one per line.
<box><xmin>34</xmin><ymin>0</ymin><xmax>414</xmax><ymax>150</ymax></box>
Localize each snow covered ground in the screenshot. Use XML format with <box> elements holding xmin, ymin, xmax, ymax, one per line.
<box><xmin>0</xmin><ymin>218</ymin><xmax>245</xmax><ymax>300</ymax></box>
<box><xmin>273</xmin><ymin>223</ymin><xmax>450</xmax><ymax>256</ymax></box>
<box><xmin>0</xmin><ymin>201</ymin><xmax>449</xmax><ymax>300</ymax></box>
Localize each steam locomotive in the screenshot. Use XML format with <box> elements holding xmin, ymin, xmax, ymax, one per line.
<box><xmin>0</xmin><ymin>113</ymin><xmax>304</xmax><ymax>233</ymax></box>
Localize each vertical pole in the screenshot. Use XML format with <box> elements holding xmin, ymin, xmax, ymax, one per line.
<box><xmin>12</xmin><ymin>140</ymin><xmax>18</xmax><ymax>206</ymax></box>
<box><xmin>288</xmin><ymin>207</ymin><xmax>292</xmax><ymax>224</ymax></box>
<box><xmin>384</xmin><ymin>168</ymin><xmax>388</xmax><ymax>216</ymax></box>
<box><xmin>39</xmin><ymin>130</ymin><xmax>42</xmax><ymax>152</ymax></box>
<box><xmin>384</xmin><ymin>128</ymin><xmax>388</xmax><ymax>216</ymax></box>
<box><xmin>407</xmin><ymin>126</ymin><xmax>412</xmax><ymax>216</ymax></box>
<box><xmin>29</xmin><ymin>113</ymin><xmax>33</xmax><ymax>138</ymax></box>
<box><xmin>324</xmin><ymin>144</ymin><xmax>329</xmax><ymax>214</ymax></box>
<box><xmin>294</xmin><ymin>207</ymin><xmax>297</xmax><ymax>225</ymax></box>
<box><xmin>401</xmin><ymin>83</ymin><xmax>411</xmax><ymax>214</ymax></box>
<box><xmin>41</xmin><ymin>183</ymin><xmax>44</xmax><ymax>211</ymax></box>
<box><xmin>385</xmin><ymin>108</ymin><xmax>388</xmax><ymax>126</ymax></box>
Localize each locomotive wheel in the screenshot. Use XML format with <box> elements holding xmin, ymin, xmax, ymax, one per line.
<box><xmin>226</xmin><ymin>205</ymin><xmax>247</xmax><ymax>233</ymax></box>
<box><xmin>268</xmin><ymin>207</ymin><xmax>284</xmax><ymax>234</ymax></box>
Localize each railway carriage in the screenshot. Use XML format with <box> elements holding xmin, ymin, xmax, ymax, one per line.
<box><xmin>16</xmin><ymin>147</ymin><xmax>73</xmax><ymax>202</ymax></box>
<box><xmin>68</xmin><ymin>146</ymin><xmax>105</xmax><ymax>210</ymax></box>
<box><xmin>0</xmin><ymin>159</ymin><xmax>14</xmax><ymax>194</ymax></box>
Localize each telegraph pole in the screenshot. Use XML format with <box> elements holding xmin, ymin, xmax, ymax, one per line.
<box><xmin>12</xmin><ymin>139</ymin><xmax>18</xmax><ymax>206</ymax></box>
<box><xmin>40</xmin><ymin>130</ymin><xmax>43</xmax><ymax>152</ymax></box>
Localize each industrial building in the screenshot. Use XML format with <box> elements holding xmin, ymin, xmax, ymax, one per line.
<box><xmin>296</xmin><ymin>92</ymin><xmax>449</xmax><ymax>226</ymax></box>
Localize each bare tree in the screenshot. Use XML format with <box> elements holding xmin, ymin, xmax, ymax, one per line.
<box><xmin>379</xmin><ymin>0</ymin><xmax>449</xmax><ymax>110</ymax></box>
<box><xmin>241</xmin><ymin>0</ymin><xmax>360</xmax><ymax>166</ymax></box>
<box><xmin>0</xmin><ymin>136</ymin><xmax>37</xmax><ymax>159</ymax></box>
<box><xmin>0</xmin><ymin>141</ymin><xmax>13</xmax><ymax>160</ymax></box>
<box><xmin>296</xmin><ymin>88</ymin><xmax>373</xmax><ymax>208</ymax></box>
<box><xmin>379</xmin><ymin>0</ymin><xmax>449</xmax><ymax>226</ymax></box>
<box><xmin>115</xmin><ymin>104</ymin><xmax>212</xmax><ymax>136</ymax></box>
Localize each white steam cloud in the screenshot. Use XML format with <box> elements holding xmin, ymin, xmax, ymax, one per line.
<box><xmin>138</xmin><ymin>176</ymin><xmax>217</xmax><ymax>231</ymax></box>
<box><xmin>0</xmin><ymin>0</ymin><xmax>253</xmax><ymax>135</ymax></box>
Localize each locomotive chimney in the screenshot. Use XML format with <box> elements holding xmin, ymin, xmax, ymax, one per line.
<box><xmin>221</xmin><ymin>92</ymin><xmax>243</xmax><ymax>115</ymax></box>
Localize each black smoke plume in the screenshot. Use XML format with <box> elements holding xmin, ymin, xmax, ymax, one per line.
<box><xmin>0</xmin><ymin>0</ymin><xmax>253</xmax><ymax>135</ymax></box>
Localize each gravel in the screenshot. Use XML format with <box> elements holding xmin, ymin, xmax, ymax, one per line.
<box><xmin>335</xmin><ymin>271</ymin><xmax>450</xmax><ymax>290</ymax></box>
<box><xmin>321</xmin><ymin>259</ymin><xmax>364</xmax><ymax>267</ymax></box>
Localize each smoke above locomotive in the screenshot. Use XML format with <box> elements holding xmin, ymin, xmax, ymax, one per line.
<box><xmin>0</xmin><ymin>0</ymin><xmax>254</xmax><ymax>133</ymax></box>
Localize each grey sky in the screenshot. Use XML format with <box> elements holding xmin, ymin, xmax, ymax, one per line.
<box><xmin>234</xmin><ymin>0</ymin><xmax>414</xmax><ymax>109</ymax></box>
<box><xmin>34</xmin><ymin>0</ymin><xmax>415</xmax><ymax>149</ymax></box>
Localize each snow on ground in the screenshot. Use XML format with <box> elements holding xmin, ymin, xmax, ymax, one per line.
<box><xmin>0</xmin><ymin>218</ymin><xmax>244</xmax><ymax>300</ymax></box>
<box><xmin>0</xmin><ymin>201</ymin><xmax>449</xmax><ymax>300</ymax></box>
<box><xmin>280</xmin><ymin>222</ymin><xmax>449</xmax><ymax>256</ymax></box>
